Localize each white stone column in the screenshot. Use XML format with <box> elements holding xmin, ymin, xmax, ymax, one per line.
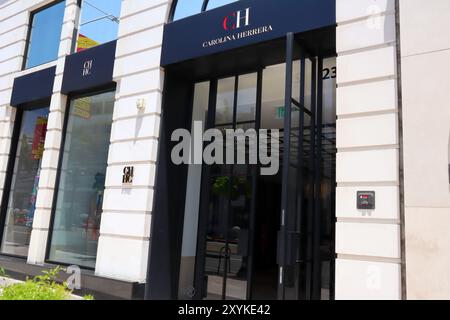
<box><xmin>94</xmin><ymin>0</ymin><xmax>172</xmax><ymax>282</ymax></box>
<box><xmin>334</xmin><ymin>0</ymin><xmax>402</xmax><ymax>299</ymax></box>
<box><xmin>0</xmin><ymin>106</ymin><xmax>16</xmax><ymax>205</ymax></box>
<box><xmin>28</xmin><ymin>0</ymin><xmax>81</xmax><ymax>265</ymax></box>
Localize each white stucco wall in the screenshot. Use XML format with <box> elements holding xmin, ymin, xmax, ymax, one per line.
<box><xmin>399</xmin><ymin>0</ymin><xmax>450</xmax><ymax>300</ymax></box>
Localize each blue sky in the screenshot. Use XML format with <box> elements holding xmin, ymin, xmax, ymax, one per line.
<box><xmin>173</xmin><ymin>0</ymin><xmax>238</xmax><ymax>20</ymax></box>
<box><xmin>79</xmin><ymin>0</ymin><xmax>121</xmax><ymax>44</ymax></box>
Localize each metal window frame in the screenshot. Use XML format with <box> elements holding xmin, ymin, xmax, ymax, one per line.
<box><xmin>170</xmin><ymin>0</ymin><xmax>241</xmax><ymax>22</ymax></box>
<box><xmin>279</xmin><ymin>33</ymin><xmax>331</xmax><ymax>300</ymax></box>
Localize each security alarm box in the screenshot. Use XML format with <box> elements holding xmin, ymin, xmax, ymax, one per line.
<box><xmin>357</xmin><ymin>191</ymin><xmax>375</xmax><ymax>210</ymax></box>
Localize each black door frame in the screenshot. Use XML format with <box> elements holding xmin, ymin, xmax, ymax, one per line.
<box><xmin>193</xmin><ymin>69</ymin><xmax>264</xmax><ymax>300</ymax></box>
<box><xmin>192</xmin><ymin>33</ymin><xmax>330</xmax><ymax>300</ymax></box>
<box><xmin>278</xmin><ymin>33</ymin><xmax>325</xmax><ymax>300</ymax></box>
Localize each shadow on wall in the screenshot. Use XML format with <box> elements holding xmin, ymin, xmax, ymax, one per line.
<box><xmin>448</xmin><ymin>130</ymin><xmax>450</xmax><ymax>188</ymax></box>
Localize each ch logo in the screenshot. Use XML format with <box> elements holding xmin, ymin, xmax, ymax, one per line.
<box><xmin>83</xmin><ymin>60</ymin><xmax>93</xmax><ymax>77</ymax></box>
<box><xmin>123</xmin><ymin>166</ymin><xmax>134</xmax><ymax>184</ymax></box>
<box><xmin>223</xmin><ymin>7</ymin><xmax>250</xmax><ymax>31</ymax></box>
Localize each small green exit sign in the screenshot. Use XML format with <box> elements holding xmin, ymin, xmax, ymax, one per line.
<box><xmin>276</xmin><ymin>106</ymin><xmax>285</xmax><ymax>119</ymax></box>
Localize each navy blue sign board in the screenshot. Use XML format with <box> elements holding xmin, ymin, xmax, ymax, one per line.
<box><xmin>10</xmin><ymin>66</ymin><xmax>56</xmax><ymax>107</ymax></box>
<box><xmin>61</xmin><ymin>40</ymin><xmax>117</xmax><ymax>94</ymax></box>
<box><xmin>161</xmin><ymin>0</ymin><xmax>336</xmax><ymax>66</ymax></box>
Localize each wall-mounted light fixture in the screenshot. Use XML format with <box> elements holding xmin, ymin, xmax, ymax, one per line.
<box><xmin>136</xmin><ymin>98</ymin><xmax>146</xmax><ymax>110</ymax></box>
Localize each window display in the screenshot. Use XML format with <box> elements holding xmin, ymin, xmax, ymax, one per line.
<box><xmin>48</xmin><ymin>91</ymin><xmax>114</xmax><ymax>268</ymax></box>
<box><xmin>1</xmin><ymin>107</ymin><xmax>50</xmax><ymax>256</ymax></box>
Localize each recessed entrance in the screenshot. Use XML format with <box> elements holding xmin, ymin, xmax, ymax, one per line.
<box><xmin>147</xmin><ymin>29</ymin><xmax>336</xmax><ymax>300</ymax></box>
<box><xmin>172</xmin><ymin>37</ymin><xmax>336</xmax><ymax>300</ymax></box>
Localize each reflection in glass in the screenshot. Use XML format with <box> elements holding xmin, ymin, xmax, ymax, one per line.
<box><xmin>261</xmin><ymin>61</ymin><xmax>309</xmax><ymax>130</ymax></box>
<box><xmin>25</xmin><ymin>1</ymin><xmax>65</xmax><ymax>69</ymax></box>
<box><xmin>77</xmin><ymin>0</ymin><xmax>121</xmax><ymax>52</ymax></box>
<box><xmin>1</xmin><ymin>107</ymin><xmax>49</xmax><ymax>256</ymax></box>
<box><xmin>205</xmin><ymin>172</ymin><xmax>251</xmax><ymax>300</ymax></box>
<box><xmin>261</xmin><ymin>63</ymin><xmax>285</xmax><ymax>130</ymax></box>
<box><xmin>226</xmin><ymin>172</ymin><xmax>251</xmax><ymax>300</ymax></box>
<box><xmin>215</xmin><ymin>77</ymin><xmax>235</xmax><ymax>125</ymax></box>
<box><xmin>172</xmin><ymin>0</ymin><xmax>239</xmax><ymax>20</ymax></box>
<box><xmin>318</xmin><ymin>57</ymin><xmax>337</xmax><ymax>300</ymax></box>
<box><xmin>48</xmin><ymin>91</ymin><xmax>114</xmax><ymax>268</ymax></box>
<box><xmin>202</xmin><ymin>73</ymin><xmax>257</xmax><ymax>300</ymax></box>
<box><xmin>206</xmin><ymin>0</ymin><xmax>239</xmax><ymax>11</ymax></box>
<box><xmin>236</xmin><ymin>73</ymin><xmax>257</xmax><ymax>123</ymax></box>
<box><xmin>178</xmin><ymin>82</ymin><xmax>210</xmax><ymax>299</ymax></box>
<box><xmin>322</xmin><ymin>58</ymin><xmax>337</xmax><ymax>126</ymax></box>
<box><xmin>173</xmin><ymin>0</ymin><xmax>204</xmax><ymax>21</ymax></box>
<box><xmin>304</xmin><ymin>59</ymin><xmax>313</xmax><ymax>111</ymax></box>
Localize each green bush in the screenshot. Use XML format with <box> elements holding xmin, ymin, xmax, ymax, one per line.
<box><xmin>0</xmin><ymin>267</ymin><xmax>93</xmax><ymax>300</ymax></box>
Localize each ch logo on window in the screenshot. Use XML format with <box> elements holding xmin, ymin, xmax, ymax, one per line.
<box><xmin>83</xmin><ymin>60</ymin><xmax>93</xmax><ymax>77</ymax></box>
<box><xmin>123</xmin><ymin>166</ymin><xmax>134</xmax><ymax>184</ymax></box>
<box><xmin>223</xmin><ymin>8</ymin><xmax>250</xmax><ymax>31</ymax></box>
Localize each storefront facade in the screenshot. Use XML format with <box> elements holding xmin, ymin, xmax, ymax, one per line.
<box><xmin>0</xmin><ymin>0</ymin><xmax>448</xmax><ymax>300</ymax></box>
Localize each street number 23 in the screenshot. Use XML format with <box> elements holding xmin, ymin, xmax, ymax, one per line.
<box><xmin>323</xmin><ymin>67</ymin><xmax>336</xmax><ymax>80</ymax></box>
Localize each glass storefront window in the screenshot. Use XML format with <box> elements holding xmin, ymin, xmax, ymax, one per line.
<box><xmin>206</xmin><ymin>0</ymin><xmax>238</xmax><ymax>11</ymax></box>
<box><xmin>76</xmin><ymin>0</ymin><xmax>121</xmax><ymax>52</ymax></box>
<box><xmin>48</xmin><ymin>91</ymin><xmax>114</xmax><ymax>268</ymax></box>
<box><xmin>24</xmin><ymin>1</ymin><xmax>65</xmax><ymax>69</ymax></box>
<box><xmin>172</xmin><ymin>0</ymin><xmax>240</xmax><ymax>21</ymax></box>
<box><xmin>1</xmin><ymin>107</ymin><xmax>50</xmax><ymax>256</ymax></box>
<box><xmin>173</xmin><ymin>0</ymin><xmax>204</xmax><ymax>21</ymax></box>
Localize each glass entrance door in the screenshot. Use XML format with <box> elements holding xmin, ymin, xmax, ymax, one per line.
<box><xmin>278</xmin><ymin>34</ymin><xmax>337</xmax><ymax>300</ymax></box>
<box><xmin>196</xmin><ymin>72</ymin><xmax>260</xmax><ymax>300</ymax></box>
